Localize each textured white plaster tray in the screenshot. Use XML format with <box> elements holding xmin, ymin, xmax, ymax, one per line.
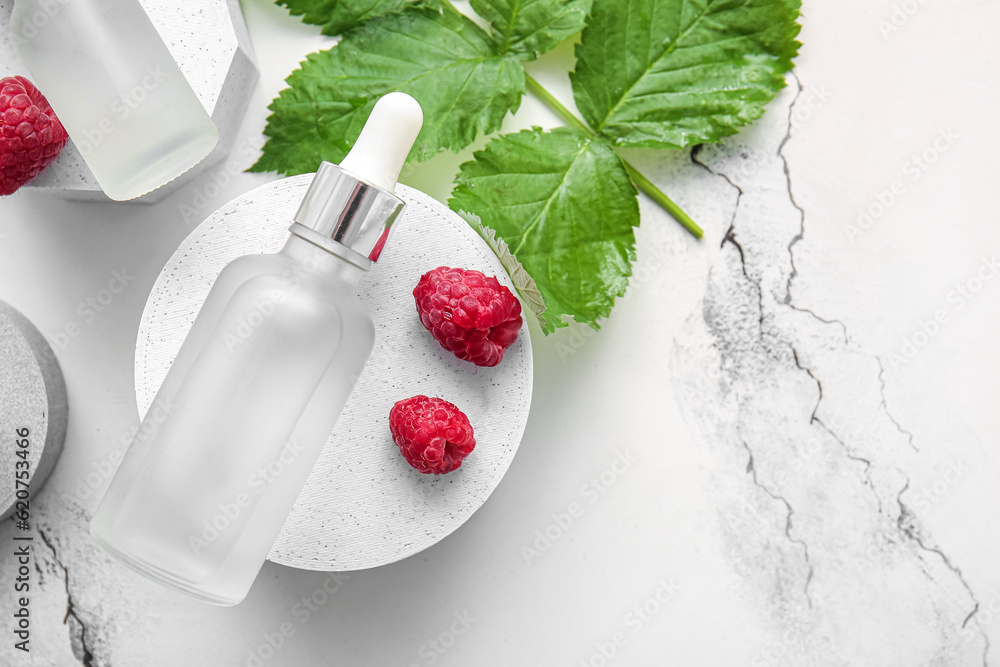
<box><xmin>0</xmin><ymin>0</ymin><xmax>258</xmax><ymax>202</ymax></box>
<box><xmin>134</xmin><ymin>176</ymin><xmax>533</xmax><ymax>571</ymax></box>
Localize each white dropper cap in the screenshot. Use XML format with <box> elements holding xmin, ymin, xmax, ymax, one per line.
<box><xmin>291</xmin><ymin>92</ymin><xmax>424</xmax><ymax>267</ymax></box>
<box><xmin>339</xmin><ymin>92</ymin><xmax>424</xmax><ymax>192</ymax></box>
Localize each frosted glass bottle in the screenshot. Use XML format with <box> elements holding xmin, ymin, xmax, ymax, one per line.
<box><xmin>90</xmin><ymin>93</ymin><xmax>423</xmax><ymax>604</ymax></box>
<box><xmin>10</xmin><ymin>0</ymin><xmax>219</xmax><ymax>200</ymax></box>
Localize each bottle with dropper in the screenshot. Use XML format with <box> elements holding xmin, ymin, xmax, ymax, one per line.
<box><xmin>10</xmin><ymin>0</ymin><xmax>220</xmax><ymax>200</ymax></box>
<box><xmin>90</xmin><ymin>93</ymin><xmax>424</xmax><ymax>605</ymax></box>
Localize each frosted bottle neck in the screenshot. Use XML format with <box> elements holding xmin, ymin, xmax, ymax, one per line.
<box><xmin>279</xmin><ymin>235</ymin><xmax>365</xmax><ymax>288</ymax></box>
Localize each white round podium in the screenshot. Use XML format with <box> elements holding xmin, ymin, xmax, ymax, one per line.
<box><xmin>134</xmin><ymin>176</ymin><xmax>533</xmax><ymax>570</ymax></box>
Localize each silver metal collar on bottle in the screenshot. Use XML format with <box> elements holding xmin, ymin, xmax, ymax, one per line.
<box><xmin>290</xmin><ymin>162</ymin><xmax>406</xmax><ymax>270</ymax></box>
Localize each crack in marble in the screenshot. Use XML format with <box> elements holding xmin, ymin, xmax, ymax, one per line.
<box><xmin>779</xmin><ymin>74</ymin><xmax>986</xmax><ymax>661</ymax></box>
<box><xmin>790</xmin><ymin>343</ymin><xmax>883</xmax><ymax>512</ymax></box>
<box><xmin>876</xmin><ymin>357</ymin><xmax>919</xmax><ymax>452</ymax></box>
<box><xmin>790</xmin><ymin>347</ymin><xmax>823</xmax><ymax>424</ymax></box>
<box><xmin>896</xmin><ymin>482</ymin><xmax>990</xmax><ymax>666</ymax></box>
<box><xmin>778</xmin><ymin>79</ymin><xmax>887</xmax><ymax>517</ymax></box>
<box><xmin>789</xmin><ymin>303</ymin><xmax>849</xmax><ymax>344</ymax></box>
<box><xmin>742</xmin><ymin>440</ymin><xmax>814</xmax><ymax>607</ymax></box>
<box><xmin>38</xmin><ymin>528</ymin><xmax>96</xmax><ymax>667</ymax></box>
<box><xmin>778</xmin><ymin>79</ymin><xmax>984</xmax><ymax>653</ymax></box>
<box><xmin>684</xmin><ymin>72</ymin><xmax>988</xmax><ymax>663</ymax></box>
<box><xmin>690</xmin><ymin>98</ymin><xmax>837</xmax><ymax>613</ymax></box>
<box><xmin>690</xmin><ymin>145</ymin><xmax>765</xmax><ymax>337</ymax></box>
<box><xmin>693</xmin><ymin>71</ymin><xmax>990</xmax><ymax>662</ymax></box>
<box><xmin>814</xmin><ymin>416</ymin><xmax>883</xmax><ymax>515</ymax></box>
<box><xmin>778</xmin><ymin>75</ymin><xmax>987</xmax><ymax>665</ymax></box>
<box><xmin>778</xmin><ymin>72</ymin><xmax>850</xmax><ymax>345</ymax></box>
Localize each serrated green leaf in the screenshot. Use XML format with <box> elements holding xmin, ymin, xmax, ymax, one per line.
<box><xmin>458</xmin><ymin>209</ymin><xmax>549</xmax><ymax>330</ymax></box>
<box><xmin>450</xmin><ymin>127</ymin><xmax>638</xmax><ymax>334</ymax></box>
<box><xmin>251</xmin><ymin>8</ymin><xmax>525</xmax><ymax>175</ymax></box>
<box><xmin>277</xmin><ymin>0</ymin><xmax>428</xmax><ymax>36</ymax></box>
<box><xmin>470</xmin><ymin>0</ymin><xmax>592</xmax><ymax>60</ymax></box>
<box><xmin>571</xmin><ymin>0</ymin><xmax>802</xmax><ymax>148</ymax></box>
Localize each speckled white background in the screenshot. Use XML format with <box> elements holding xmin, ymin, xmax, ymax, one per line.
<box><xmin>1</xmin><ymin>0</ymin><xmax>1000</xmax><ymax>665</ymax></box>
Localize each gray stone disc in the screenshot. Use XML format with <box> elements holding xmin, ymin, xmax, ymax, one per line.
<box><xmin>0</xmin><ymin>300</ymin><xmax>68</xmax><ymax>520</ymax></box>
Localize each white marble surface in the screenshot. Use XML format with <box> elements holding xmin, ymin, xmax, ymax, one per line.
<box><xmin>1</xmin><ymin>0</ymin><xmax>999</xmax><ymax>665</ymax></box>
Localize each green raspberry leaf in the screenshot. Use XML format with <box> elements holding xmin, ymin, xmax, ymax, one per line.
<box><xmin>571</xmin><ymin>0</ymin><xmax>802</xmax><ymax>148</ymax></box>
<box><xmin>450</xmin><ymin>127</ymin><xmax>638</xmax><ymax>334</ymax></box>
<box><xmin>277</xmin><ymin>0</ymin><xmax>430</xmax><ymax>36</ymax></box>
<box><xmin>251</xmin><ymin>8</ymin><xmax>525</xmax><ymax>175</ymax></box>
<box><xmin>470</xmin><ymin>0</ymin><xmax>592</xmax><ymax>60</ymax></box>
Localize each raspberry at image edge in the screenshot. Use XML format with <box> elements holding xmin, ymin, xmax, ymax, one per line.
<box><xmin>0</xmin><ymin>76</ymin><xmax>68</xmax><ymax>196</ymax></box>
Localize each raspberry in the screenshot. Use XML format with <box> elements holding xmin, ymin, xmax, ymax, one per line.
<box><xmin>413</xmin><ymin>266</ymin><xmax>523</xmax><ymax>367</ymax></box>
<box><xmin>389</xmin><ymin>395</ymin><xmax>476</xmax><ymax>475</ymax></box>
<box><xmin>0</xmin><ymin>76</ymin><xmax>68</xmax><ymax>196</ymax></box>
